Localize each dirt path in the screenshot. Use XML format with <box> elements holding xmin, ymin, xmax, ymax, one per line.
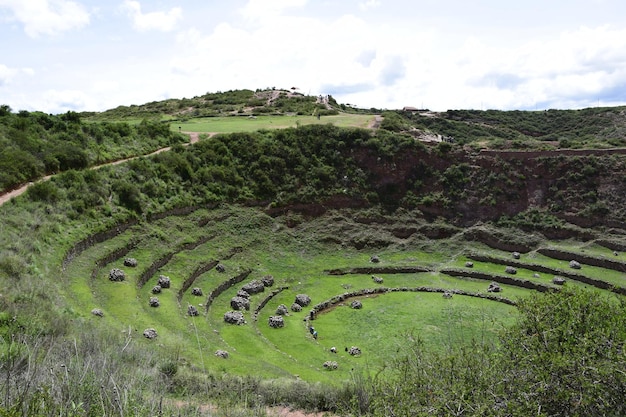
<box><xmin>0</xmin><ymin>132</ymin><xmax>210</xmax><ymax>207</ymax></box>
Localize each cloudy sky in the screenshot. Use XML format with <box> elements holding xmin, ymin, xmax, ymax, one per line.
<box><xmin>1</xmin><ymin>0</ymin><xmax>626</xmax><ymax>114</ymax></box>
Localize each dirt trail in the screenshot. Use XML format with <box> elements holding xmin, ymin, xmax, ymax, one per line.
<box><xmin>0</xmin><ymin>132</ymin><xmax>210</xmax><ymax>207</ymax></box>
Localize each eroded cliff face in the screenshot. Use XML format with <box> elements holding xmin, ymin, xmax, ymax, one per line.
<box><xmin>346</xmin><ymin>145</ymin><xmax>626</xmax><ymax>228</ymax></box>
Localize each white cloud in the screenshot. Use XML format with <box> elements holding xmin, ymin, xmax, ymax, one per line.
<box><xmin>240</xmin><ymin>0</ymin><xmax>307</xmax><ymax>20</ymax></box>
<box><xmin>0</xmin><ymin>0</ymin><xmax>90</xmax><ymax>38</ymax></box>
<box><xmin>359</xmin><ymin>0</ymin><xmax>381</xmax><ymax>11</ymax></box>
<box><xmin>121</xmin><ymin>0</ymin><xmax>182</xmax><ymax>32</ymax></box>
<box><xmin>0</xmin><ymin>64</ymin><xmax>34</xmax><ymax>87</ymax></box>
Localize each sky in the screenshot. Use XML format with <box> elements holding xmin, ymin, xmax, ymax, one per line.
<box><xmin>2</xmin><ymin>0</ymin><xmax>626</xmax><ymax>114</ymax></box>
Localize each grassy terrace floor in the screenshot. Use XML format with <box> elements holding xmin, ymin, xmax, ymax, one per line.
<box><xmin>59</xmin><ymin>206</ymin><xmax>626</xmax><ymax>384</ymax></box>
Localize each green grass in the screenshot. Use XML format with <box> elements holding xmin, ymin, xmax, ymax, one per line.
<box><xmin>171</xmin><ymin>114</ymin><xmax>375</xmax><ymax>133</ymax></box>
<box><xmin>30</xmin><ymin>204</ymin><xmax>626</xmax><ymax>387</ymax></box>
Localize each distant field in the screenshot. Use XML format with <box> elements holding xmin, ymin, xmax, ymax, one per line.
<box><xmin>170</xmin><ymin>114</ymin><xmax>376</xmax><ymax>133</ymax></box>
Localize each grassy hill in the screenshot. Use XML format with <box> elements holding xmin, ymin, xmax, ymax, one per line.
<box><xmin>1</xmin><ymin>92</ymin><xmax>626</xmax><ymax>416</ymax></box>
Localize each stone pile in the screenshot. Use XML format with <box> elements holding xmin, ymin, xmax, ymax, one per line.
<box><xmin>294</xmin><ymin>294</ymin><xmax>311</xmax><ymax>307</ymax></box>
<box><xmin>188</xmin><ymin>305</ymin><xmax>199</xmax><ymax>316</ymax></box>
<box><xmin>505</xmin><ymin>266</ymin><xmax>517</xmax><ymax>275</ymax></box>
<box><xmin>157</xmin><ymin>275</ymin><xmax>171</xmax><ymax>288</ymax></box>
<box><xmin>230</xmin><ymin>296</ymin><xmax>250</xmax><ymax>311</ymax></box>
<box><xmin>224</xmin><ymin>311</ymin><xmax>246</xmax><ymax>325</ymax></box>
<box><xmin>242</xmin><ymin>280</ymin><xmax>265</xmax><ymax>294</ymax></box>
<box><xmin>261</xmin><ymin>275</ymin><xmax>274</xmax><ymax>287</ymax></box>
<box><xmin>348</xmin><ymin>346</ymin><xmax>361</xmax><ymax>356</ymax></box>
<box><xmin>191</xmin><ymin>287</ymin><xmax>203</xmax><ymax>296</ymax></box>
<box><xmin>143</xmin><ymin>328</ymin><xmax>157</xmax><ymax>339</ymax></box>
<box><xmin>109</xmin><ymin>268</ymin><xmax>125</xmax><ymax>282</ymax></box>
<box><xmin>268</xmin><ymin>316</ymin><xmax>284</xmax><ymax>328</ymax></box>
<box><xmin>276</xmin><ymin>304</ymin><xmax>289</xmax><ymax>315</ymax></box>
<box><xmin>323</xmin><ymin>361</ymin><xmax>338</xmax><ymax>370</ymax></box>
<box><xmin>290</xmin><ymin>303</ymin><xmax>302</xmax><ymax>312</ymax></box>
<box><xmin>152</xmin><ymin>285</ymin><xmax>162</xmax><ymax>294</ymax></box>
<box><xmin>124</xmin><ymin>258</ymin><xmax>138</xmax><ymax>267</ymax></box>
<box><xmin>215</xmin><ymin>350</ymin><xmax>229</xmax><ymax>359</ymax></box>
<box><xmin>149</xmin><ymin>297</ymin><xmax>160</xmax><ymax>307</ymax></box>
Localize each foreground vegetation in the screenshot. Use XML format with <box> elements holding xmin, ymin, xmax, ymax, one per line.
<box><xmin>2</xmin><ymin>92</ymin><xmax>626</xmax><ymax>415</ymax></box>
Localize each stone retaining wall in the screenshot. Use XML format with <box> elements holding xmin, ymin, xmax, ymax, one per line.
<box><xmin>204</xmin><ymin>270</ymin><xmax>252</xmax><ymax>312</ymax></box>
<box><xmin>177</xmin><ymin>260</ymin><xmax>219</xmax><ymax>301</ymax></box>
<box><xmin>440</xmin><ymin>268</ymin><xmax>554</xmax><ymax>293</ymax></box>
<box><xmin>253</xmin><ymin>286</ymin><xmax>289</xmax><ymax>321</ymax></box>
<box><xmin>307</xmin><ymin>286</ymin><xmax>516</xmax><ymax>321</ymax></box>
<box><xmin>90</xmin><ymin>239</ymin><xmax>138</xmax><ymax>280</ymax></box>
<box><xmin>325</xmin><ymin>266</ymin><xmax>431</xmax><ymax>275</ymax></box>
<box><xmin>538</xmin><ymin>248</ymin><xmax>626</xmax><ymax>273</ymax></box>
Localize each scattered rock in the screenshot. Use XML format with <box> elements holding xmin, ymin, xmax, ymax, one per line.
<box><xmin>276</xmin><ymin>304</ymin><xmax>289</xmax><ymax>315</ymax></box>
<box><xmin>261</xmin><ymin>275</ymin><xmax>274</xmax><ymax>287</ymax></box>
<box><xmin>532</xmin><ymin>273</ymin><xmax>540</xmax><ymax>278</ymax></box>
<box><xmin>372</xmin><ymin>275</ymin><xmax>384</xmax><ymax>284</ymax></box>
<box><xmin>569</xmin><ymin>260</ymin><xmax>582</xmax><ymax>270</ymax></box>
<box><xmin>268</xmin><ymin>316</ymin><xmax>284</xmax><ymax>328</ymax></box>
<box><xmin>149</xmin><ymin>297</ymin><xmax>160</xmax><ymax>307</ymax></box>
<box><xmin>188</xmin><ymin>305</ymin><xmax>199</xmax><ymax>316</ymax></box>
<box><xmin>230</xmin><ymin>296</ymin><xmax>250</xmax><ymax>311</ymax></box>
<box><xmin>323</xmin><ymin>361</ymin><xmax>338</xmax><ymax>370</ymax></box>
<box><xmin>330</xmin><ymin>346</ymin><xmax>337</xmax><ymax>353</ymax></box>
<box><xmin>216</xmin><ymin>263</ymin><xmax>226</xmax><ymax>273</ymax></box>
<box><xmin>124</xmin><ymin>258</ymin><xmax>138</xmax><ymax>267</ymax></box>
<box><xmin>242</xmin><ymin>280</ymin><xmax>265</xmax><ymax>294</ymax></box>
<box><xmin>512</xmin><ymin>252</ymin><xmax>520</xmax><ymax>260</ymax></box>
<box><xmin>215</xmin><ymin>350</ymin><xmax>229</xmax><ymax>359</ymax></box>
<box><xmin>151</xmin><ymin>285</ymin><xmax>162</xmax><ymax>294</ymax></box>
<box><xmin>191</xmin><ymin>287</ymin><xmax>203</xmax><ymax>296</ymax></box>
<box><xmin>91</xmin><ymin>308</ymin><xmax>104</xmax><ymax>317</ymax></box>
<box><xmin>143</xmin><ymin>328</ymin><xmax>157</xmax><ymax>339</ymax></box>
<box><xmin>487</xmin><ymin>282</ymin><xmax>501</xmax><ymax>293</ymax></box>
<box><xmin>290</xmin><ymin>303</ymin><xmax>302</xmax><ymax>312</ymax></box>
<box><xmin>157</xmin><ymin>275</ymin><xmax>171</xmax><ymax>288</ymax></box>
<box><xmin>348</xmin><ymin>346</ymin><xmax>361</xmax><ymax>356</ymax></box>
<box><xmin>443</xmin><ymin>291</ymin><xmax>453</xmax><ymax>299</ymax></box>
<box><xmin>465</xmin><ymin>261</ymin><xmax>474</xmax><ymax>268</ymax></box>
<box><xmin>294</xmin><ymin>294</ymin><xmax>311</xmax><ymax>307</ymax></box>
<box><xmin>350</xmin><ymin>300</ymin><xmax>363</xmax><ymax>309</ymax></box>
<box><xmin>614</xmin><ymin>251</ymin><xmax>619</xmax><ymax>256</ymax></box>
<box><xmin>370</xmin><ymin>255</ymin><xmax>380</xmax><ymax>263</ymax></box>
<box><xmin>224</xmin><ymin>311</ymin><xmax>246</xmax><ymax>325</ymax></box>
<box><xmin>552</xmin><ymin>276</ymin><xmax>566</xmax><ymax>285</ymax></box>
<box><xmin>109</xmin><ymin>268</ymin><xmax>125</xmax><ymax>282</ymax></box>
<box><xmin>505</xmin><ymin>266</ymin><xmax>517</xmax><ymax>275</ymax></box>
